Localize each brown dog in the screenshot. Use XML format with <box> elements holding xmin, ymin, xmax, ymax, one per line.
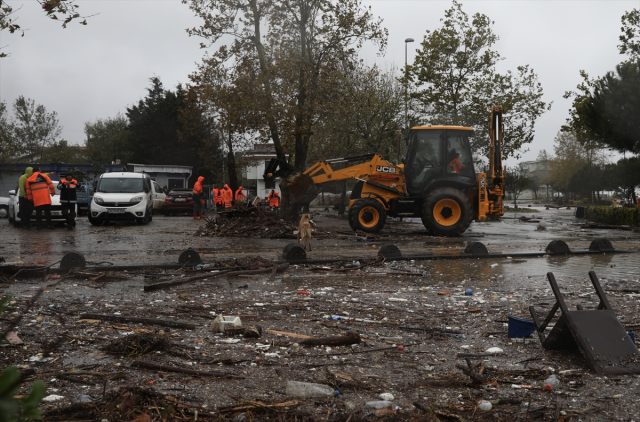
<box><xmin>297</xmin><ymin>213</ymin><xmax>314</xmax><ymax>251</ymax></box>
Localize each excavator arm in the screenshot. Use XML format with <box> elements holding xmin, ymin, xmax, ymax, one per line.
<box><xmin>264</xmin><ymin>153</ymin><xmax>405</xmax><ymax>207</ymax></box>
<box><xmin>477</xmin><ymin>106</ymin><xmax>505</xmax><ymax>220</ymax></box>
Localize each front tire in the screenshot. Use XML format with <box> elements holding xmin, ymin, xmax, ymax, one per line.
<box><xmin>421</xmin><ymin>187</ymin><xmax>473</xmax><ymax>236</ymax></box>
<box><xmin>88</xmin><ymin>213</ymin><xmax>104</xmax><ymax>226</ymax></box>
<box><xmin>137</xmin><ymin>209</ymin><xmax>152</xmax><ymax>225</ymax></box>
<box><xmin>348</xmin><ymin>198</ymin><xmax>386</xmax><ymax>233</ymax></box>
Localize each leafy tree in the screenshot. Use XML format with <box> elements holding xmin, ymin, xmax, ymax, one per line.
<box><xmin>504</xmin><ymin>166</ymin><xmax>534</xmax><ymax>209</ymax></box>
<box><xmin>12</xmin><ymin>96</ymin><xmax>62</xmax><ymax>159</ymax></box>
<box><xmin>550</xmin><ymin>131</ymin><xmax>588</xmax><ymax>196</ymax></box>
<box><xmin>186</xmin><ymin>61</ymin><xmax>257</xmax><ymax>191</ymax></box>
<box><xmin>605</xmin><ymin>157</ymin><xmax>640</xmax><ymax>204</ymax></box>
<box><xmin>567</xmin><ymin>163</ymin><xmax>605</xmax><ymax>203</ymax></box>
<box><xmin>0</xmin><ymin>0</ymin><xmax>89</xmax><ymax>57</ymax></box>
<box><xmin>535</xmin><ymin>149</ymin><xmax>553</xmax><ymax>198</ymax></box>
<box><xmin>407</xmin><ymin>0</ymin><xmax>550</xmax><ymax>160</ymax></box>
<box><xmin>84</xmin><ymin>114</ymin><xmax>130</xmax><ymax>166</ymax></box>
<box><xmin>41</xmin><ymin>140</ymin><xmax>85</xmax><ymax>163</ymax></box>
<box><xmin>565</xmin><ymin>61</ymin><xmax>640</xmax><ymax>154</ymax></box>
<box><xmin>186</xmin><ymin>0</ymin><xmax>388</xmax><ymax>216</ymax></box>
<box><xmin>619</xmin><ymin>9</ymin><xmax>640</xmax><ymax>60</ymax></box>
<box><xmin>0</xmin><ymin>100</ymin><xmax>21</xmax><ymax>162</ymax></box>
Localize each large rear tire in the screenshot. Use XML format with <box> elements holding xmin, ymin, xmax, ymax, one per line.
<box><xmin>421</xmin><ymin>187</ymin><xmax>473</xmax><ymax>236</ymax></box>
<box><xmin>348</xmin><ymin>198</ymin><xmax>386</xmax><ymax>234</ymax></box>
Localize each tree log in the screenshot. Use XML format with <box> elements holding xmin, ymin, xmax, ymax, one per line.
<box><xmin>299</xmin><ymin>331</ymin><xmax>361</xmax><ymax>347</ymax></box>
<box><xmin>144</xmin><ymin>270</ymin><xmax>231</xmax><ymax>292</ymax></box>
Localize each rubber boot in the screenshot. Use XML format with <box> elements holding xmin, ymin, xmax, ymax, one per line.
<box><xmin>199</xmin><ymin>212</ymin><xmax>205</xmax><ymax>219</ymax></box>
<box><xmin>193</xmin><ymin>213</ymin><xmax>200</xmax><ymax>220</ymax></box>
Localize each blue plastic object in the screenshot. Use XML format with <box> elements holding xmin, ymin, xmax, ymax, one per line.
<box><xmin>629</xmin><ymin>330</ymin><xmax>636</xmax><ymax>344</ymax></box>
<box><xmin>465</xmin><ymin>289</ymin><xmax>473</xmax><ymax>295</ymax></box>
<box><xmin>508</xmin><ymin>316</ymin><xmax>536</xmax><ymax>338</ymax></box>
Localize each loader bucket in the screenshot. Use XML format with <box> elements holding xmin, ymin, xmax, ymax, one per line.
<box><xmin>263</xmin><ymin>158</ymin><xmax>317</xmax><ymax>201</ymax></box>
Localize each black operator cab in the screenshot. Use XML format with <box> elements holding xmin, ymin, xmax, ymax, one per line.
<box><xmin>404</xmin><ymin>126</ymin><xmax>475</xmax><ymax>196</ymax></box>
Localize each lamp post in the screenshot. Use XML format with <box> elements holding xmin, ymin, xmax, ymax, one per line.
<box><xmin>404</xmin><ymin>37</ymin><xmax>414</xmax><ymax>130</ymax></box>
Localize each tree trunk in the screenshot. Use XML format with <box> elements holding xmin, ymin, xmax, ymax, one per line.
<box><xmin>338</xmin><ymin>180</ymin><xmax>347</xmax><ymax>217</ymax></box>
<box><xmin>249</xmin><ymin>0</ymin><xmax>286</xmax><ymax>162</ymax></box>
<box><xmin>227</xmin><ymin>151</ymin><xmax>238</xmax><ymax>194</ymax></box>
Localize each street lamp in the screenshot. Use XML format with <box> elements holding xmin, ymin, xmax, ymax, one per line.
<box><xmin>404</xmin><ymin>38</ymin><xmax>414</xmax><ymax>130</ymax></box>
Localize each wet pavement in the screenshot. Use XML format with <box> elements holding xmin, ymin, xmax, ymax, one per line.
<box><xmin>1</xmin><ymin>205</ymin><xmax>640</xmax><ymax>421</ymax></box>
<box><xmin>2</xmin><ymin>205</ymin><xmax>639</xmax><ymax>279</ymax></box>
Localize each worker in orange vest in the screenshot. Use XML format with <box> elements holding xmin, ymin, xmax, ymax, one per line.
<box><xmin>26</xmin><ymin>167</ymin><xmax>56</xmax><ymax>230</ymax></box>
<box><xmin>213</xmin><ymin>186</ymin><xmax>224</xmax><ymax>211</ymax></box>
<box><xmin>222</xmin><ymin>184</ymin><xmax>233</xmax><ymax>209</ymax></box>
<box><xmin>267</xmin><ymin>190</ymin><xmax>280</xmax><ymax>209</ymax></box>
<box><xmin>192</xmin><ymin>176</ymin><xmax>205</xmax><ymax>220</ymax></box>
<box><xmin>448</xmin><ymin>151</ymin><xmax>462</xmax><ymax>174</ymax></box>
<box><xmin>57</xmin><ymin>173</ymin><xmax>78</xmax><ymax>231</ymax></box>
<box><xmin>235</xmin><ymin>186</ymin><xmax>247</xmax><ymax>203</ymax></box>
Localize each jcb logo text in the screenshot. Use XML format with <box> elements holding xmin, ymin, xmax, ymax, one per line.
<box><xmin>376</xmin><ymin>166</ymin><xmax>396</xmax><ymax>174</ymax></box>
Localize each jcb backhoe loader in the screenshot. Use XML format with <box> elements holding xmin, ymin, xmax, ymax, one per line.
<box><xmin>264</xmin><ymin>107</ymin><xmax>505</xmax><ymax>236</ymax></box>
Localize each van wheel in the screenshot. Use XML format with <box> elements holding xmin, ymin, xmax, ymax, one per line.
<box><xmin>137</xmin><ymin>210</ymin><xmax>151</xmax><ymax>225</ymax></box>
<box><xmin>421</xmin><ymin>187</ymin><xmax>473</xmax><ymax>236</ymax></box>
<box><xmin>88</xmin><ymin>213</ymin><xmax>104</xmax><ymax>226</ymax></box>
<box><xmin>348</xmin><ymin>198</ymin><xmax>386</xmax><ymax>234</ymax></box>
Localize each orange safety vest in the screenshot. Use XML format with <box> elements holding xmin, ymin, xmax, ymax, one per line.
<box><xmin>193</xmin><ymin>176</ymin><xmax>204</xmax><ymax>195</ymax></box>
<box><xmin>26</xmin><ymin>172</ymin><xmax>55</xmax><ymax>207</ymax></box>
<box><xmin>235</xmin><ymin>187</ymin><xmax>247</xmax><ymax>202</ymax></box>
<box><xmin>268</xmin><ymin>191</ymin><xmax>280</xmax><ymax>207</ymax></box>
<box><xmin>214</xmin><ymin>189</ymin><xmax>224</xmax><ymax>204</ymax></box>
<box><xmin>448</xmin><ymin>157</ymin><xmax>462</xmax><ymax>174</ymax></box>
<box><xmin>222</xmin><ymin>185</ymin><xmax>233</xmax><ymax>208</ymax></box>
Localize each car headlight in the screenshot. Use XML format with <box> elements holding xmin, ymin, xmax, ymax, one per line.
<box><xmin>93</xmin><ymin>195</ymin><xmax>104</xmax><ymax>204</ymax></box>
<box><xmin>130</xmin><ymin>195</ymin><xmax>143</xmax><ymax>204</ymax></box>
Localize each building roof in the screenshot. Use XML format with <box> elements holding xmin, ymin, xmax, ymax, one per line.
<box><xmin>127</xmin><ymin>164</ymin><xmax>193</xmax><ymax>174</ymax></box>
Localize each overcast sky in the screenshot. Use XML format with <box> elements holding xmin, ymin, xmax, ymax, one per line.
<box><xmin>0</xmin><ymin>0</ymin><xmax>637</xmax><ymax>165</ymax></box>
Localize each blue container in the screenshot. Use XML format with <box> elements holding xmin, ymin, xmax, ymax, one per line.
<box><xmin>465</xmin><ymin>289</ymin><xmax>473</xmax><ymax>295</ymax></box>
<box><xmin>508</xmin><ymin>316</ymin><xmax>536</xmax><ymax>338</ymax></box>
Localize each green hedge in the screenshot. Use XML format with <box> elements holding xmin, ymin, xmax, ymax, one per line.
<box><xmin>584</xmin><ymin>206</ymin><xmax>640</xmax><ymax>226</ymax></box>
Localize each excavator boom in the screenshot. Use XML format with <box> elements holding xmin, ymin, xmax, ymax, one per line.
<box><xmin>263</xmin><ymin>107</ymin><xmax>505</xmax><ymax>236</ymax></box>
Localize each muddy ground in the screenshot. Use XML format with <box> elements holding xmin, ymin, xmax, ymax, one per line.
<box><xmin>1</xmin><ymin>205</ymin><xmax>640</xmax><ymax>421</ymax></box>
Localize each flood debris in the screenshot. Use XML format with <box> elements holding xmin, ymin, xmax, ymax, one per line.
<box><xmin>102</xmin><ymin>332</ymin><xmax>173</xmax><ymax>356</ymax></box>
<box><xmin>79</xmin><ymin>313</ymin><xmax>197</xmax><ymax>330</ymax></box>
<box><xmin>2</xmin><ymin>208</ymin><xmax>640</xmax><ymax>421</ymax></box>
<box><xmin>197</xmin><ymin>206</ymin><xmax>298</xmax><ymax>239</ymax></box>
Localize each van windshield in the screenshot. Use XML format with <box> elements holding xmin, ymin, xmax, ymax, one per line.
<box><xmin>97</xmin><ymin>178</ymin><xmax>144</xmax><ymax>193</ymax></box>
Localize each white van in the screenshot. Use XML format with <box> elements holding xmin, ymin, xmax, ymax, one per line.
<box><xmin>89</xmin><ymin>172</ymin><xmax>154</xmax><ymax>225</ymax></box>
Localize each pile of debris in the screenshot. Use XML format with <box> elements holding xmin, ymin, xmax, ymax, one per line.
<box><xmin>197</xmin><ymin>206</ymin><xmax>297</xmax><ymax>239</ymax></box>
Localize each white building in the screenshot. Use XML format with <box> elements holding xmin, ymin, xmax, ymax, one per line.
<box><xmin>241</xmin><ymin>144</ymin><xmax>287</xmax><ymax>199</ymax></box>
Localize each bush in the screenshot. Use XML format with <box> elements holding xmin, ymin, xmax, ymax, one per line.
<box><xmin>584</xmin><ymin>205</ymin><xmax>640</xmax><ymax>226</ymax></box>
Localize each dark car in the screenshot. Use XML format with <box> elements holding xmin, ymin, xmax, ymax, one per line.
<box><xmin>76</xmin><ymin>181</ymin><xmax>94</xmax><ymax>215</ymax></box>
<box><xmin>162</xmin><ymin>189</ymin><xmax>195</xmax><ymax>216</ymax></box>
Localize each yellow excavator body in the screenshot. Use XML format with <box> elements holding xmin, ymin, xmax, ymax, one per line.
<box><xmin>264</xmin><ymin>107</ymin><xmax>505</xmax><ymax>236</ymax></box>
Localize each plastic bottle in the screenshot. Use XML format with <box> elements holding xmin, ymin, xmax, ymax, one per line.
<box><xmin>194</xmin><ymin>263</ymin><xmax>216</xmax><ymax>270</ymax></box>
<box><xmin>544</xmin><ymin>374</ymin><xmax>561</xmax><ymax>389</ymax></box>
<box><xmin>286</xmin><ymin>381</ymin><xmax>335</xmax><ymax>398</ymax></box>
